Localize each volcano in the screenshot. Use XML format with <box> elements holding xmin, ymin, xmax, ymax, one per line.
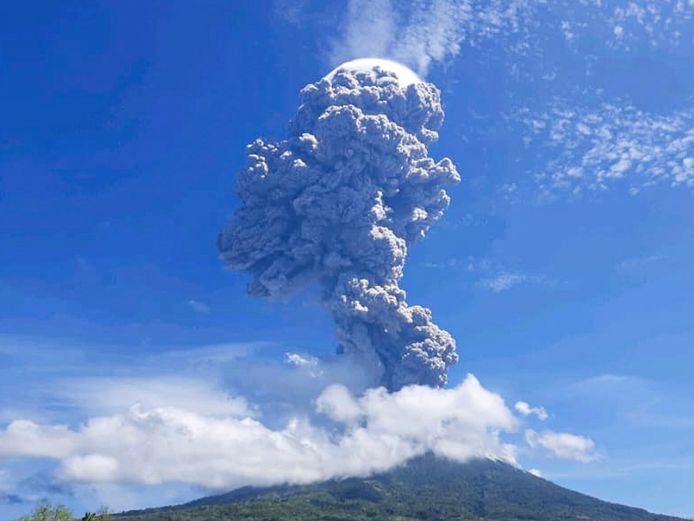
<box><xmin>119</xmin><ymin>454</ymin><xmax>684</xmax><ymax>521</ymax></box>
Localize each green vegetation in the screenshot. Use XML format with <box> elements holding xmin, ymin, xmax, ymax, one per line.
<box><xmin>14</xmin><ymin>503</ymin><xmax>111</xmax><ymax>521</ymax></box>
<box><xmin>117</xmin><ymin>455</ymin><xmax>685</xmax><ymax>521</ymax></box>
<box><xmin>15</xmin><ymin>504</ymin><xmax>74</xmax><ymax>521</ymax></box>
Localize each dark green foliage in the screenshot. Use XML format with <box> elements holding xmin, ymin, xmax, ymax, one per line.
<box><xmin>81</xmin><ymin>509</ymin><xmax>110</xmax><ymax>521</ymax></box>
<box><xmin>118</xmin><ymin>455</ymin><xmax>685</xmax><ymax>521</ymax></box>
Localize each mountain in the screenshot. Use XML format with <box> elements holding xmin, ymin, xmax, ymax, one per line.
<box><xmin>118</xmin><ymin>454</ymin><xmax>685</xmax><ymax>521</ymax></box>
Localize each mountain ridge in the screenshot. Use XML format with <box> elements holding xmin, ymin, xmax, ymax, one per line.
<box><xmin>118</xmin><ymin>454</ymin><xmax>687</xmax><ymax>521</ymax></box>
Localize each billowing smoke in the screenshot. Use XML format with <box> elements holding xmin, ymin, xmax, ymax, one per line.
<box><xmin>219</xmin><ymin>60</ymin><xmax>460</xmax><ymax>390</ymax></box>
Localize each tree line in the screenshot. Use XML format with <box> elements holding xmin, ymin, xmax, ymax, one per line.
<box><xmin>13</xmin><ymin>503</ymin><xmax>111</xmax><ymax>521</ymax></box>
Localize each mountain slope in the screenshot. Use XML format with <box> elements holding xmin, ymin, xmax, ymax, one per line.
<box><xmin>119</xmin><ymin>454</ymin><xmax>685</xmax><ymax>521</ymax></box>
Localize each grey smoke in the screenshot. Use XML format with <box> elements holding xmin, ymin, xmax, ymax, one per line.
<box><xmin>218</xmin><ymin>64</ymin><xmax>460</xmax><ymax>390</ymax></box>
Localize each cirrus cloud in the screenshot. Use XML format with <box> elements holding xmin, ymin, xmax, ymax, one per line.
<box><xmin>515</xmin><ymin>101</ymin><xmax>694</xmax><ymax>196</ymax></box>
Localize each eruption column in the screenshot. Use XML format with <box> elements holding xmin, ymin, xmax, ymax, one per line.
<box><xmin>219</xmin><ymin>60</ymin><xmax>460</xmax><ymax>390</ymax></box>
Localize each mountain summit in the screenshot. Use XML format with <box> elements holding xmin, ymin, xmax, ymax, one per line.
<box><xmin>119</xmin><ymin>454</ymin><xmax>684</xmax><ymax>521</ymax></box>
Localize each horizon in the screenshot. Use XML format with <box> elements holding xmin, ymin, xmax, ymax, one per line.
<box><xmin>1</xmin><ymin>1</ymin><xmax>693</xmax><ymax>519</ymax></box>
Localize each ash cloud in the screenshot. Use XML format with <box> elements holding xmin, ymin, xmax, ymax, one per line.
<box><xmin>218</xmin><ymin>64</ymin><xmax>460</xmax><ymax>390</ymax></box>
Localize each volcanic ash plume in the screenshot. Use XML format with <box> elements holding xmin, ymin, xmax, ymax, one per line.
<box><xmin>219</xmin><ymin>61</ymin><xmax>460</xmax><ymax>390</ymax></box>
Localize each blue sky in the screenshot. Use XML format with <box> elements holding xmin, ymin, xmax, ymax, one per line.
<box><xmin>1</xmin><ymin>1</ymin><xmax>693</xmax><ymax>519</ymax></box>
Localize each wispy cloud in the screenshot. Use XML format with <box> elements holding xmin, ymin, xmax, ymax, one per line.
<box><xmin>285</xmin><ymin>352</ymin><xmax>323</xmax><ymax>378</ymax></box>
<box><xmin>617</xmin><ymin>254</ymin><xmax>665</xmax><ymax>271</ymax></box>
<box><xmin>540</xmin><ymin>458</ymin><xmax>694</xmax><ymax>481</ymax></box>
<box><xmin>478</xmin><ymin>272</ymin><xmax>551</xmax><ymax>293</ymax></box>
<box><xmin>283</xmin><ymin>1</ymin><xmax>694</xmax><ymax>200</ymax></box>
<box><xmin>479</xmin><ymin>272</ymin><xmax>530</xmax><ymax>293</ymax></box>
<box><xmin>578</xmin><ymin>373</ymin><xmax>636</xmax><ymax>387</ymax></box>
<box><xmin>423</xmin><ymin>257</ymin><xmax>467</xmax><ymax>270</ymax></box>
<box><xmin>297</xmin><ymin>0</ymin><xmax>694</xmax><ymax>77</ymax></box>
<box><xmin>187</xmin><ymin>299</ymin><xmax>210</xmax><ymax>313</ymax></box>
<box><xmin>328</xmin><ymin>0</ymin><xmax>535</xmax><ymax>76</ymax></box>
<box><xmin>605</xmin><ymin>0</ymin><xmax>694</xmax><ymax>50</ymax></box>
<box><xmin>515</xmin><ymin>101</ymin><xmax>694</xmax><ymax>196</ymax></box>
<box><xmin>421</xmin><ymin>256</ymin><xmax>552</xmax><ymax>293</ymax></box>
<box><xmin>564</xmin><ymin>373</ymin><xmax>694</xmax><ymax>433</ymax></box>
<box><xmin>515</xmin><ymin>401</ymin><xmax>549</xmax><ymax>421</ymax></box>
<box><xmin>548</xmin><ymin>1</ymin><xmax>694</xmax><ymax>51</ymax></box>
<box><xmin>53</xmin><ymin>377</ymin><xmax>252</xmax><ymax>418</ymax></box>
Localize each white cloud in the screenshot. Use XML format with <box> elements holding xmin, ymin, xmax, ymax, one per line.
<box><xmin>0</xmin><ymin>336</ymin><xmax>377</xmax><ymax>431</ymax></box>
<box><xmin>285</xmin><ymin>352</ymin><xmax>320</xmax><ymax>368</ymax></box>
<box><xmin>285</xmin><ymin>352</ymin><xmax>323</xmax><ymax>378</ymax></box>
<box><xmin>514</xmin><ymin>401</ymin><xmax>549</xmax><ymax>421</ymax></box>
<box><xmin>0</xmin><ymin>375</ymin><xmax>523</xmax><ymax>489</ymax></box>
<box><xmin>516</xmin><ymin>102</ymin><xmax>694</xmax><ymax>196</ymax></box>
<box><xmin>423</xmin><ymin>257</ymin><xmax>464</xmax><ymax>269</ymax></box>
<box><xmin>0</xmin><ymin>421</ymin><xmax>77</xmax><ymax>460</ymax></box>
<box><xmin>315</xmin><ymin>384</ymin><xmax>364</xmax><ymax>424</ymax></box>
<box><xmin>479</xmin><ymin>272</ymin><xmax>529</xmax><ymax>292</ymax></box>
<box><xmin>478</xmin><ymin>271</ymin><xmax>550</xmax><ymax>293</ymax></box>
<box><xmin>551</xmin><ymin>1</ymin><xmax>694</xmax><ymax>50</ymax></box>
<box><xmin>525</xmin><ymin>429</ymin><xmax>598</xmax><ymax>462</ymax></box>
<box><xmin>323</xmin><ymin>1</ymin><xmax>694</xmax><ymax>77</ymax></box>
<box><xmin>587</xmin><ymin>374</ymin><xmax>632</xmax><ymax>384</ymax></box>
<box><xmin>528</xmin><ymin>467</ymin><xmax>543</xmax><ymax>477</ymax></box>
<box><xmin>424</xmin><ymin>258</ymin><xmax>550</xmax><ymax>293</ymax></box>
<box><xmin>154</xmin><ymin>342</ymin><xmax>261</xmax><ymax>370</ymax></box>
<box><xmin>0</xmin><ymin>339</ymin><xmax>599</xmax><ymax>495</ymax></box>
<box><xmin>329</xmin><ymin>0</ymin><xmax>535</xmax><ymax>76</ymax></box>
<box><xmin>53</xmin><ymin>377</ymin><xmax>252</xmax><ymax>418</ymax></box>
<box><xmin>542</xmin><ymin>1</ymin><xmax>694</xmax><ymax>51</ymax></box>
<box><xmin>332</xmin><ymin>0</ymin><xmax>396</xmax><ymax>67</ymax></box>
<box><xmin>606</xmin><ymin>0</ymin><xmax>694</xmax><ymax>49</ymax></box>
